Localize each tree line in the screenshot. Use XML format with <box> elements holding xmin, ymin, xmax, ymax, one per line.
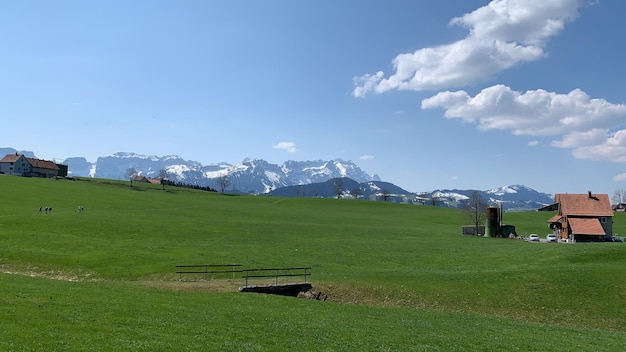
<box><xmin>125</xmin><ymin>167</ymin><xmax>217</xmax><ymax>192</ymax></box>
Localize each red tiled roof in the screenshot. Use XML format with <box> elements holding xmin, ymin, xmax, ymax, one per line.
<box><xmin>0</xmin><ymin>153</ymin><xmax>23</xmax><ymax>163</ymax></box>
<box><xmin>26</xmin><ymin>158</ymin><xmax>59</xmax><ymax>171</ymax></box>
<box><xmin>569</xmin><ymin>218</ymin><xmax>606</xmax><ymax>236</ymax></box>
<box><xmin>133</xmin><ymin>175</ymin><xmax>149</xmax><ymax>182</ymax></box>
<box><xmin>547</xmin><ymin>214</ymin><xmax>562</xmax><ymax>223</ymax></box>
<box><xmin>555</xmin><ymin>193</ymin><xmax>613</xmax><ymax>217</ymax></box>
<box><xmin>147</xmin><ymin>178</ymin><xmax>162</xmax><ymax>184</ymax></box>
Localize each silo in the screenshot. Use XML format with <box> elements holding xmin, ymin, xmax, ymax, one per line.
<box><xmin>485</xmin><ymin>206</ymin><xmax>499</xmax><ymax>237</ymax></box>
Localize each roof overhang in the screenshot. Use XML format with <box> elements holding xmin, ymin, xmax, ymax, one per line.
<box><xmin>569</xmin><ymin>218</ymin><xmax>606</xmax><ymax>236</ymax></box>
<box><xmin>547</xmin><ymin>214</ymin><xmax>562</xmax><ymax>223</ymax></box>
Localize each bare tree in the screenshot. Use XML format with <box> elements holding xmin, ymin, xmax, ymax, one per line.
<box><xmin>158</xmin><ymin>169</ymin><xmax>169</xmax><ymax>190</ymax></box>
<box><xmin>295</xmin><ymin>185</ymin><xmax>305</xmax><ymax>197</ymax></box>
<box><xmin>612</xmin><ymin>189</ymin><xmax>626</xmax><ymax>205</ymax></box>
<box><xmin>351</xmin><ymin>187</ymin><xmax>362</xmax><ymax>199</ymax></box>
<box><xmin>430</xmin><ymin>194</ymin><xmax>440</xmax><ymax>206</ymax></box>
<box><xmin>216</xmin><ymin>175</ymin><xmax>230</xmax><ymax>194</ymax></box>
<box><xmin>382</xmin><ymin>189</ymin><xmax>391</xmax><ymax>202</ymax></box>
<box><xmin>333</xmin><ymin>178</ymin><xmax>343</xmax><ymax>199</ymax></box>
<box><xmin>126</xmin><ymin>167</ymin><xmax>138</xmax><ymax>188</ymax></box>
<box><xmin>464</xmin><ymin>191</ymin><xmax>487</xmax><ymax>236</ymax></box>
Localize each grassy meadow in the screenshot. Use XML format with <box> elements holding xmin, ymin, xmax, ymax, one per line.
<box><xmin>1</xmin><ymin>175</ymin><xmax>625</xmax><ymax>351</ymax></box>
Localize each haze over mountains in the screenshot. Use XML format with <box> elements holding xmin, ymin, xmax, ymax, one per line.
<box><xmin>1</xmin><ymin>148</ymin><xmax>554</xmax><ymax>210</ymax></box>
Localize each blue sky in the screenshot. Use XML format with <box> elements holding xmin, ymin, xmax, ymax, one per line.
<box><xmin>2</xmin><ymin>0</ymin><xmax>625</xmax><ymax>195</ymax></box>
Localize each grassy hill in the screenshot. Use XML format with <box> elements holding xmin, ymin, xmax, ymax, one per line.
<box><xmin>1</xmin><ymin>175</ymin><xmax>625</xmax><ymax>351</ymax></box>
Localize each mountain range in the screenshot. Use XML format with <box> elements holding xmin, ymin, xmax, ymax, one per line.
<box><xmin>270</xmin><ymin>179</ymin><xmax>553</xmax><ymax>211</ymax></box>
<box><xmin>60</xmin><ymin>152</ymin><xmax>381</xmax><ymax>195</ymax></box>
<box><xmin>0</xmin><ymin>148</ymin><xmax>554</xmax><ymax>210</ymax></box>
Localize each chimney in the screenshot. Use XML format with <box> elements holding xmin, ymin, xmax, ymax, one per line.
<box><xmin>588</xmin><ymin>190</ymin><xmax>592</xmax><ymax>198</ymax></box>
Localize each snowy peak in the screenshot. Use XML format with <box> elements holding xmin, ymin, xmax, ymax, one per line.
<box><xmin>268</xmin><ymin>180</ymin><xmax>549</xmax><ymax>209</ymax></box>
<box><xmin>486</xmin><ymin>184</ymin><xmax>538</xmax><ymax>196</ymax></box>
<box><xmin>426</xmin><ymin>185</ymin><xmax>553</xmax><ymax>211</ymax></box>
<box><xmin>55</xmin><ymin>150</ymin><xmax>554</xmax><ymax>209</ymax></box>
<box><xmin>63</xmin><ymin>152</ymin><xmax>378</xmax><ymax>195</ymax></box>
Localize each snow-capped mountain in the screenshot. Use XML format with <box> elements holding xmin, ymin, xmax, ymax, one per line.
<box><xmin>424</xmin><ymin>185</ymin><xmax>553</xmax><ymax>211</ymax></box>
<box><xmin>269</xmin><ymin>180</ymin><xmax>552</xmax><ymax>210</ymax></box>
<box><xmin>270</xmin><ymin>177</ymin><xmax>414</xmax><ymax>201</ymax></box>
<box><xmin>1</xmin><ymin>147</ymin><xmax>554</xmax><ymax>210</ymax></box>
<box><xmin>63</xmin><ymin>152</ymin><xmax>380</xmax><ymax>194</ymax></box>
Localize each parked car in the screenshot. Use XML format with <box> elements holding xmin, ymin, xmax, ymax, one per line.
<box><xmin>528</xmin><ymin>234</ymin><xmax>540</xmax><ymax>242</ymax></box>
<box><xmin>546</xmin><ymin>234</ymin><xmax>557</xmax><ymax>242</ymax></box>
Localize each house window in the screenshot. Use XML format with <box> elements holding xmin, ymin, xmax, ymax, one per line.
<box><xmin>600</xmin><ymin>217</ymin><xmax>607</xmax><ymax>223</ymax></box>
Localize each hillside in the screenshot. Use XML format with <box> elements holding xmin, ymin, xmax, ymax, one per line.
<box><xmin>0</xmin><ymin>175</ymin><xmax>625</xmax><ymax>350</ymax></box>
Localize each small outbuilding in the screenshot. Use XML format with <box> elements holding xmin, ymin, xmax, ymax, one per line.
<box><xmin>133</xmin><ymin>175</ymin><xmax>150</xmax><ymax>183</ymax></box>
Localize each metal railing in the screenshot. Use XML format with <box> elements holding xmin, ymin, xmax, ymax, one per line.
<box><xmin>241</xmin><ymin>267</ymin><xmax>311</xmax><ymax>288</ymax></box>
<box><xmin>175</xmin><ymin>264</ymin><xmax>242</xmax><ymax>281</ymax></box>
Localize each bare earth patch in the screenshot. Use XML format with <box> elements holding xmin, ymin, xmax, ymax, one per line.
<box><xmin>1</xmin><ymin>266</ymin><xmax>100</xmax><ymax>282</ymax></box>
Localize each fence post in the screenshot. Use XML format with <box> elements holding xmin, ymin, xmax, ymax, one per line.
<box><xmin>304</xmin><ymin>268</ymin><xmax>307</xmax><ymax>283</ymax></box>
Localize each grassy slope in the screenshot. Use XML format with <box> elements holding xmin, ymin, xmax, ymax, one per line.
<box><xmin>1</xmin><ymin>176</ymin><xmax>625</xmax><ymax>351</ymax></box>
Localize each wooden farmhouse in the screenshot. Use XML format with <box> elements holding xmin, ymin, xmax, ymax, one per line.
<box><xmin>133</xmin><ymin>175</ymin><xmax>150</xmax><ymax>183</ymax></box>
<box><xmin>547</xmin><ymin>192</ymin><xmax>613</xmax><ymax>242</ymax></box>
<box><xmin>613</xmin><ymin>203</ymin><xmax>626</xmax><ymax>212</ymax></box>
<box><xmin>147</xmin><ymin>178</ymin><xmax>162</xmax><ymax>185</ymax></box>
<box><xmin>0</xmin><ymin>153</ymin><xmax>66</xmax><ymax>178</ymax></box>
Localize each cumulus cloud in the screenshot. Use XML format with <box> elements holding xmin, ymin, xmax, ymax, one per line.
<box><xmin>352</xmin><ymin>0</ymin><xmax>581</xmax><ymax>97</ymax></box>
<box><xmin>613</xmin><ymin>173</ymin><xmax>626</xmax><ymax>182</ymax></box>
<box><xmin>564</xmin><ymin>130</ymin><xmax>626</xmax><ymax>163</ymax></box>
<box><xmin>359</xmin><ymin>154</ymin><xmax>375</xmax><ymax>161</ymax></box>
<box><xmin>421</xmin><ymin>84</ymin><xmax>626</xmax><ymax>163</ymax></box>
<box><xmin>528</xmin><ymin>140</ymin><xmax>540</xmax><ymax>146</ymax></box>
<box><xmin>272</xmin><ymin>141</ymin><xmax>299</xmax><ymax>153</ymax></box>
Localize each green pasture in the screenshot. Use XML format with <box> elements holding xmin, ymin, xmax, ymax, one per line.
<box><xmin>1</xmin><ymin>175</ymin><xmax>625</xmax><ymax>351</ymax></box>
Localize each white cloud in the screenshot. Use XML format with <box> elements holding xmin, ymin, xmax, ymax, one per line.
<box><xmin>421</xmin><ymin>85</ymin><xmax>626</xmax><ymax>135</ymax></box>
<box><xmin>551</xmin><ymin>128</ymin><xmax>608</xmax><ymax>149</ymax></box>
<box><xmin>528</xmin><ymin>140</ymin><xmax>539</xmax><ymax>146</ymax></box>
<box><xmin>359</xmin><ymin>154</ymin><xmax>374</xmax><ymax>161</ymax></box>
<box><xmin>613</xmin><ymin>173</ymin><xmax>626</xmax><ymax>182</ymax></box>
<box><xmin>421</xmin><ymin>84</ymin><xmax>626</xmax><ymax>163</ymax></box>
<box><xmin>272</xmin><ymin>141</ymin><xmax>299</xmax><ymax>153</ymax></box>
<box><xmin>352</xmin><ymin>0</ymin><xmax>581</xmax><ymax>97</ymax></box>
<box><xmin>564</xmin><ymin>130</ymin><xmax>626</xmax><ymax>163</ymax></box>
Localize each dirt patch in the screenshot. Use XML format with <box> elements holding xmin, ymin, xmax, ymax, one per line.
<box><xmin>1</xmin><ymin>267</ymin><xmax>100</xmax><ymax>282</ymax></box>
<box><xmin>0</xmin><ymin>268</ymin><xmax>394</xmax><ymax>308</ymax></box>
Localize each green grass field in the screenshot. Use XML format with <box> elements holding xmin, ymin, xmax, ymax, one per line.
<box><xmin>1</xmin><ymin>175</ymin><xmax>625</xmax><ymax>351</ymax></box>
